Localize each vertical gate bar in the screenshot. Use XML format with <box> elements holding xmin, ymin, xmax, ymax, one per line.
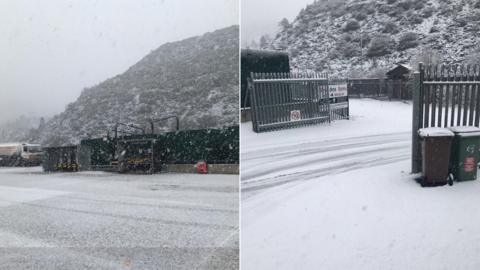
<box><xmin>269</xmin><ymin>73</ymin><xmax>274</xmax><ymax>128</ymax></box>
<box><xmin>257</xmin><ymin>75</ymin><xmax>264</xmax><ymax>129</ymax></box>
<box><xmin>270</xmin><ymin>74</ymin><xmax>276</xmax><ymax>127</ymax></box>
<box><xmin>307</xmin><ymin>80</ymin><xmax>313</xmax><ymax>123</ymax></box>
<box><xmin>468</xmin><ymin>65</ymin><xmax>475</xmax><ymax>125</ymax></box>
<box><xmin>462</xmin><ymin>66</ymin><xmax>468</xmax><ymax>126</ymax></box>
<box><xmin>437</xmin><ymin>82</ymin><xmax>443</xmax><ymax>128</ymax></box>
<box><xmin>261</xmin><ymin>74</ymin><xmax>267</xmax><ymax>129</ymax></box>
<box><xmin>262</xmin><ymin>76</ymin><xmax>269</xmax><ymax>128</ymax></box>
<box><xmin>456</xmin><ymin>66</ymin><xmax>462</xmax><ymax>126</ymax></box>
<box><xmin>412</xmin><ymin>64</ymin><xmax>422</xmax><ymax>173</ymax></box>
<box><xmin>444</xmin><ymin>65</ymin><xmax>450</xmax><ymax>127</ymax></box>
<box><xmin>281</xmin><ymin>73</ymin><xmax>286</xmax><ymax>125</ymax></box>
<box><xmin>424</xmin><ymin>66</ymin><xmax>430</xmax><ymax>127</ymax></box>
<box><xmin>438</xmin><ymin>65</ymin><xmax>444</xmax><ymax>127</ymax></box>
<box><xmin>283</xmin><ymin>74</ymin><xmax>288</xmax><ymax>126</ymax></box>
<box><xmin>264</xmin><ymin>74</ymin><xmax>270</xmax><ymax>127</ymax></box>
<box><xmin>250</xmin><ymin>73</ymin><xmax>258</xmax><ymax>132</ymax></box>
<box><xmin>475</xmin><ymin>65</ymin><xmax>480</xmax><ymax>127</ymax></box>
<box><xmin>431</xmin><ymin>65</ymin><xmax>437</xmax><ymax>127</ymax></box>
<box><xmin>450</xmin><ymin>66</ymin><xmax>456</xmax><ymax>127</ymax></box>
<box><xmin>282</xmin><ymin>74</ymin><xmax>288</xmax><ymax>127</ymax></box>
<box><xmin>269</xmin><ymin>73</ymin><xmax>275</xmax><ymax>127</ymax></box>
<box><xmin>272</xmin><ymin>75</ymin><xmax>279</xmax><ymax>127</ymax></box>
<box><xmin>255</xmin><ymin>73</ymin><xmax>262</xmax><ymax>130</ymax></box>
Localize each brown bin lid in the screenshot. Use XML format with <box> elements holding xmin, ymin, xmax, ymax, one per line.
<box><xmin>418</xmin><ymin>128</ymin><xmax>454</xmax><ymax>138</ymax></box>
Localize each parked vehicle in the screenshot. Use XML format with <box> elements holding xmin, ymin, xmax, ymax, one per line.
<box><xmin>0</xmin><ymin>143</ymin><xmax>43</xmax><ymax>166</ymax></box>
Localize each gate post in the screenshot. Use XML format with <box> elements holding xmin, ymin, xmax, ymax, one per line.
<box><xmin>411</xmin><ymin>63</ymin><xmax>424</xmax><ymax>173</ymax></box>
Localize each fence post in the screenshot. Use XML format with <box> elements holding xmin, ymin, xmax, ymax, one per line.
<box><xmin>411</xmin><ymin>63</ymin><xmax>423</xmax><ymax>173</ymax></box>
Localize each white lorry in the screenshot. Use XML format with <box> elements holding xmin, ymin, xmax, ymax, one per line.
<box><xmin>0</xmin><ymin>143</ymin><xmax>43</xmax><ymax>166</ymax></box>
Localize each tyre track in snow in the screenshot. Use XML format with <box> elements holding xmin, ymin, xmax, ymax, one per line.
<box><xmin>241</xmin><ymin>132</ymin><xmax>411</xmax><ymax>198</ymax></box>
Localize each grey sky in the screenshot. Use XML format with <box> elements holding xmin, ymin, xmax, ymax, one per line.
<box><xmin>241</xmin><ymin>0</ymin><xmax>314</xmax><ymax>47</ymax></box>
<box><xmin>0</xmin><ymin>0</ymin><xmax>238</xmax><ymax>124</ymax></box>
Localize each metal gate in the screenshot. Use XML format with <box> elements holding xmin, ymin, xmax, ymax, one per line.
<box><xmin>249</xmin><ymin>72</ymin><xmax>334</xmax><ymax>132</ymax></box>
<box><xmin>412</xmin><ymin>63</ymin><xmax>480</xmax><ymax>173</ymax></box>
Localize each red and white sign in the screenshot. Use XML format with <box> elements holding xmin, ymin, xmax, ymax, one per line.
<box><xmin>464</xmin><ymin>157</ymin><xmax>476</xmax><ymax>172</ymax></box>
<box><xmin>290</xmin><ymin>110</ymin><xmax>301</xmax><ymax>121</ymax></box>
<box><xmin>329</xmin><ymin>84</ymin><xmax>348</xmax><ymax>98</ymax></box>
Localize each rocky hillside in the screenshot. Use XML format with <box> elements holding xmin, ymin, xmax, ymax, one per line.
<box><xmin>262</xmin><ymin>0</ymin><xmax>480</xmax><ymax>76</ymax></box>
<box><xmin>25</xmin><ymin>26</ymin><xmax>238</xmax><ymax>146</ymax></box>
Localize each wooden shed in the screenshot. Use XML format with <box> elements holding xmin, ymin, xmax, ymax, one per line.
<box><xmin>386</xmin><ymin>63</ymin><xmax>412</xmax><ymax>80</ymax></box>
<box><xmin>385</xmin><ymin>63</ymin><xmax>413</xmax><ymax>100</ymax></box>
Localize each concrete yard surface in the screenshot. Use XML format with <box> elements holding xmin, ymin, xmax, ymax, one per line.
<box><xmin>0</xmin><ymin>167</ymin><xmax>239</xmax><ymax>270</ymax></box>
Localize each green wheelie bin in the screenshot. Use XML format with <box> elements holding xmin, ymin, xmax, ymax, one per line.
<box><xmin>448</xmin><ymin>126</ymin><xmax>480</xmax><ymax>182</ymax></box>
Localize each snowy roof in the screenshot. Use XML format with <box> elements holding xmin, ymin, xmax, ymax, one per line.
<box><xmin>386</xmin><ymin>63</ymin><xmax>412</xmax><ymax>77</ymax></box>
<box><xmin>0</xmin><ymin>143</ymin><xmax>41</xmax><ymax>147</ymax></box>
<box><xmin>448</xmin><ymin>126</ymin><xmax>480</xmax><ymax>137</ymax></box>
<box><xmin>241</xmin><ymin>48</ymin><xmax>289</xmax><ymax>57</ymax></box>
<box><xmin>418</xmin><ymin>128</ymin><xmax>454</xmax><ymax>138</ymax></box>
<box><xmin>0</xmin><ymin>143</ymin><xmax>22</xmax><ymax>147</ymax></box>
<box><xmin>396</xmin><ymin>63</ymin><xmax>412</xmax><ymax>70</ymax></box>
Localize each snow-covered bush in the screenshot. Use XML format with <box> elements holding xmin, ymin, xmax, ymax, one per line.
<box><xmin>398</xmin><ymin>32</ymin><xmax>419</xmax><ymax>51</ymax></box>
<box><xmin>382</xmin><ymin>22</ymin><xmax>399</xmax><ymax>34</ymax></box>
<box><xmin>343</xmin><ymin>19</ymin><xmax>360</xmax><ymax>32</ymax></box>
<box><xmin>367</xmin><ymin>36</ymin><xmax>395</xmax><ymax>57</ymax></box>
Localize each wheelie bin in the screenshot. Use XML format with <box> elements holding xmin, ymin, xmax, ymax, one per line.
<box><xmin>448</xmin><ymin>126</ymin><xmax>480</xmax><ymax>182</ymax></box>
<box><xmin>418</xmin><ymin>128</ymin><xmax>454</xmax><ymax>186</ymax></box>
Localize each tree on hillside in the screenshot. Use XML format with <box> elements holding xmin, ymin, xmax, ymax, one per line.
<box><xmin>279</xmin><ymin>18</ymin><xmax>291</xmax><ymax>30</ymax></box>
<box><xmin>259</xmin><ymin>34</ymin><xmax>272</xmax><ymax>49</ymax></box>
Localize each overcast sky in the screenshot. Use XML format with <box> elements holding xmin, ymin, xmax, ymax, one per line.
<box><xmin>0</xmin><ymin>0</ymin><xmax>238</xmax><ymax>124</ymax></box>
<box><xmin>241</xmin><ymin>0</ymin><xmax>314</xmax><ymax>47</ymax></box>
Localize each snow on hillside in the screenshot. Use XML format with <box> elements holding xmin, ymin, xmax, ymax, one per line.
<box><xmin>261</xmin><ymin>0</ymin><xmax>480</xmax><ymax>76</ymax></box>
<box><xmin>20</xmin><ymin>26</ymin><xmax>239</xmax><ymax>146</ymax></box>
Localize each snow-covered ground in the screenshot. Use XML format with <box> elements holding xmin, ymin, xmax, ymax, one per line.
<box><xmin>0</xmin><ymin>167</ymin><xmax>238</xmax><ymax>269</ymax></box>
<box><xmin>241</xmin><ymin>98</ymin><xmax>413</xmax><ymax>196</ymax></box>
<box><xmin>241</xmin><ymin>98</ymin><xmax>480</xmax><ymax>269</ymax></box>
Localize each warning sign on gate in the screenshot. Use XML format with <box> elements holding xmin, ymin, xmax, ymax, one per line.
<box><xmin>329</xmin><ymin>84</ymin><xmax>348</xmax><ymax>98</ymax></box>
<box><xmin>291</xmin><ymin>110</ymin><xmax>301</xmax><ymax>121</ymax></box>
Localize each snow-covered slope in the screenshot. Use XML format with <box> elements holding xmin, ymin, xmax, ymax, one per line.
<box><xmin>26</xmin><ymin>26</ymin><xmax>239</xmax><ymax>146</ymax></box>
<box><xmin>263</xmin><ymin>0</ymin><xmax>480</xmax><ymax>76</ymax></box>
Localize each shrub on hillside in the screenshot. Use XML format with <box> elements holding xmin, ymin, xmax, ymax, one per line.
<box><xmin>342</xmin><ymin>33</ymin><xmax>353</xmax><ymax>42</ymax></box>
<box><xmin>413</xmin><ymin>1</ymin><xmax>425</xmax><ymax>10</ymax></box>
<box><xmin>382</xmin><ymin>22</ymin><xmax>399</xmax><ymax>34</ymax></box>
<box><xmin>421</xmin><ymin>6</ymin><xmax>435</xmax><ymax>18</ymax></box>
<box><xmin>335</xmin><ymin>40</ymin><xmax>361</xmax><ymax>58</ymax></box>
<box><xmin>455</xmin><ymin>16</ymin><xmax>468</xmax><ymax>27</ymax></box>
<box><xmin>397</xmin><ymin>0</ymin><xmax>413</xmax><ymax>10</ymax></box>
<box><xmin>398</xmin><ymin>32</ymin><xmax>419</xmax><ymax>51</ymax></box>
<box><xmin>378</xmin><ymin>5</ymin><xmax>390</xmax><ymax>14</ymax></box>
<box><xmin>354</xmin><ymin>12</ymin><xmax>367</xmax><ymax>21</ymax></box>
<box><xmin>408</xmin><ymin>14</ymin><xmax>423</xmax><ymax>24</ymax></box>
<box><xmin>343</xmin><ymin>19</ymin><xmax>360</xmax><ymax>32</ymax></box>
<box><xmin>366</xmin><ymin>36</ymin><xmax>396</xmax><ymax>57</ymax></box>
<box><xmin>429</xmin><ymin>26</ymin><xmax>440</xmax><ymax>33</ymax></box>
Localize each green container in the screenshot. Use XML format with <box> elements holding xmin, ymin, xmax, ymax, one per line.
<box><xmin>449</xmin><ymin>126</ymin><xmax>480</xmax><ymax>181</ymax></box>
